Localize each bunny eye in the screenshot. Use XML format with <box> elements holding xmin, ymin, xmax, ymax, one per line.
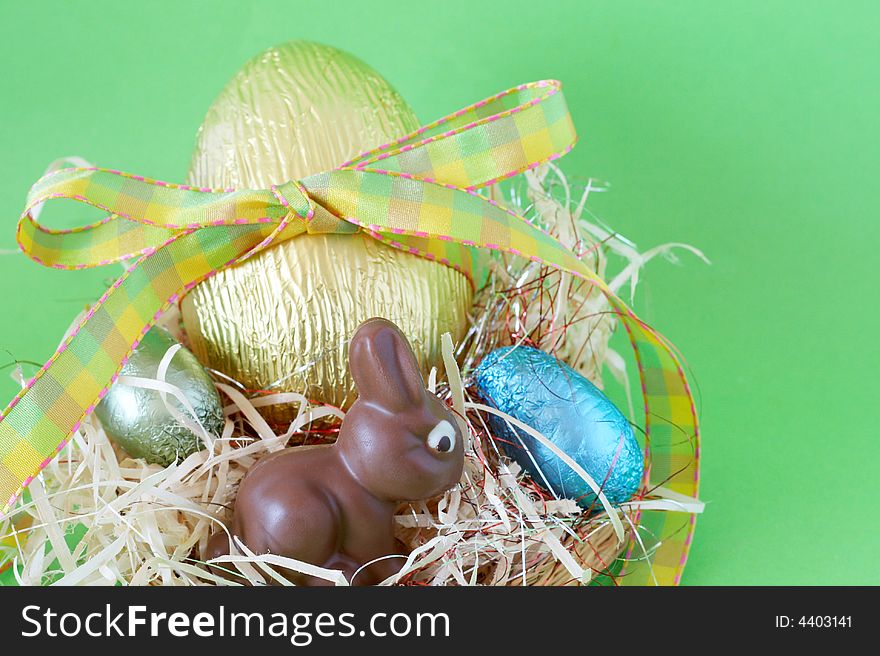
<box><xmin>427</xmin><ymin>420</ymin><xmax>456</xmax><ymax>453</ymax></box>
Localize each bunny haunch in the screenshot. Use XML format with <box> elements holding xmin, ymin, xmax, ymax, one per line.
<box><xmin>204</xmin><ymin>318</ymin><xmax>465</xmax><ymax>585</ymax></box>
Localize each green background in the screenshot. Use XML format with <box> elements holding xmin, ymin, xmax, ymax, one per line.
<box><xmin>0</xmin><ymin>1</ymin><xmax>877</xmax><ymax>585</ymax></box>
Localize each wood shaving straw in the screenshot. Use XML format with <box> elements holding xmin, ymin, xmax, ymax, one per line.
<box><xmin>0</xmin><ymin>165</ymin><xmax>704</xmax><ymax>586</ymax></box>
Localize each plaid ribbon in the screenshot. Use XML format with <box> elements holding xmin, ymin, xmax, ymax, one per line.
<box><xmin>2</xmin><ymin>80</ymin><xmax>699</xmax><ymax>584</ymax></box>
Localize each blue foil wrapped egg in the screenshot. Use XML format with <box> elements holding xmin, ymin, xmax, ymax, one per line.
<box><xmin>474</xmin><ymin>346</ymin><xmax>643</xmax><ymax>509</ymax></box>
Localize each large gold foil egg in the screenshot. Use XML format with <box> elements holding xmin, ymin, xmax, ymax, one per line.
<box><xmin>181</xmin><ymin>42</ymin><xmax>472</xmax><ymax>419</ymax></box>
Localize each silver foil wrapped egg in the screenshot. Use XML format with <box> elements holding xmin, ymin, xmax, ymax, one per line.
<box><xmin>95</xmin><ymin>326</ymin><xmax>223</xmax><ymax>466</ymax></box>
<box><xmin>474</xmin><ymin>345</ymin><xmax>644</xmax><ymax>508</ymax></box>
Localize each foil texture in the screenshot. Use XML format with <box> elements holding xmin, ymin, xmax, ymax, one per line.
<box><xmin>182</xmin><ymin>41</ymin><xmax>472</xmax><ymax>420</ymax></box>
<box><xmin>95</xmin><ymin>327</ymin><xmax>223</xmax><ymax>467</ymax></box>
<box><xmin>474</xmin><ymin>346</ymin><xmax>644</xmax><ymax>508</ymax></box>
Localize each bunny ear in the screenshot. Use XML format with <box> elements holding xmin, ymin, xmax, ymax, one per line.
<box><xmin>349</xmin><ymin>318</ymin><xmax>426</xmax><ymax>411</ymax></box>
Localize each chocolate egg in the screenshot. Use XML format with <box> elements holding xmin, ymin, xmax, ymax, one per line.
<box><xmin>180</xmin><ymin>41</ymin><xmax>472</xmax><ymax>420</ymax></box>
<box><xmin>475</xmin><ymin>346</ymin><xmax>643</xmax><ymax>508</ymax></box>
<box><xmin>95</xmin><ymin>326</ymin><xmax>223</xmax><ymax>466</ymax></box>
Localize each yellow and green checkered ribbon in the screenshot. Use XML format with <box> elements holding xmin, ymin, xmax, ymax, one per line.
<box><xmin>1</xmin><ymin>80</ymin><xmax>699</xmax><ymax>584</ymax></box>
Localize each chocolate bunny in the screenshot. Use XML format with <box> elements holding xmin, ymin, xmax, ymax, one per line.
<box><xmin>205</xmin><ymin>318</ymin><xmax>465</xmax><ymax>585</ymax></box>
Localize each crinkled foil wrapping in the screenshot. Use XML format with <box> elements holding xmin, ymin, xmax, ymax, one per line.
<box><xmin>181</xmin><ymin>42</ymin><xmax>472</xmax><ymax>419</ymax></box>
<box><xmin>474</xmin><ymin>346</ymin><xmax>644</xmax><ymax>508</ymax></box>
<box><xmin>95</xmin><ymin>327</ymin><xmax>224</xmax><ymax>466</ymax></box>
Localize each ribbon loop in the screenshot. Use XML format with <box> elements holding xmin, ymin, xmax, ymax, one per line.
<box><xmin>343</xmin><ymin>80</ymin><xmax>577</xmax><ymax>190</ymax></box>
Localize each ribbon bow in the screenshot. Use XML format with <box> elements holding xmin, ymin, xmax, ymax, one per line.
<box><xmin>0</xmin><ymin>81</ymin><xmax>697</xmax><ymax>527</ymax></box>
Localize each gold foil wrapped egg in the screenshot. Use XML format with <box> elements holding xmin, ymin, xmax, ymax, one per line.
<box><xmin>181</xmin><ymin>42</ymin><xmax>472</xmax><ymax>419</ymax></box>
